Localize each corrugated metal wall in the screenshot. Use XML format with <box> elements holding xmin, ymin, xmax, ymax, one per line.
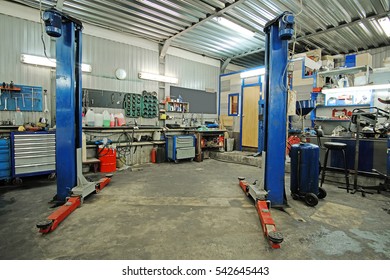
<box><xmin>0</xmin><ymin>14</ymin><xmax>53</xmax><ymax>125</ymax></box>
<box><xmin>165</xmin><ymin>55</ymin><xmax>219</xmax><ymax>93</ymax></box>
<box><xmin>82</xmin><ymin>34</ymin><xmax>159</xmax><ymax>94</ymax></box>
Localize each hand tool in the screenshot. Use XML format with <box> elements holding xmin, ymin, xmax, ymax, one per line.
<box><xmin>22</xmin><ymin>93</ymin><xmax>25</xmax><ymax>107</ymax></box>
<box><xmin>44</xmin><ymin>89</ymin><xmax>49</xmax><ymax>113</ymax></box>
<box><xmin>31</xmin><ymin>88</ymin><xmax>34</xmax><ymax>109</ymax></box>
<box><xmin>14</xmin><ymin>96</ymin><xmax>18</xmax><ymax>109</ymax></box>
<box><xmin>4</xmin><ymin>97</ymin><xmax>8</xmax><ymax>110</ymax></box>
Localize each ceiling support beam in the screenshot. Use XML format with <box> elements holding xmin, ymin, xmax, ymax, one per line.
<box><xmin>221</xmin><ymin>58</ymin><xmax>232</xmax><ymax>73</ymax></box>
<box><xmin>222</xmin><ymin>11</ymin><xmax>390</xmax><ymax>63</ymax></box>
<box><xmin>295</xmin><ymin>11</ymin><xmax>390</xmax><ymax>42</ymax></box>
<box><xmin>160</xmin><ymin>0</ymin><xmax>247</xmax><ymax>58</ymax></box>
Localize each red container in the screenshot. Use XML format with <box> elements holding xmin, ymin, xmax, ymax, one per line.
<box><xmin>151</xmin><ymin>147</ymin><xmax>157</xmax><ymax>163</ymax></box>
<box><xmin>98</xmin><ymin>148</ymin><xmax>116</xmax><ymax>172</ymax></box>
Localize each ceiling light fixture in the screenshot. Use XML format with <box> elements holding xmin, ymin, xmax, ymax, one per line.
<box><xmin>213</xmin><ymin>17</ymin><xmax>255</xmax><ymax>37</ymax></box>
<box><xmin>240</xmin><ymin>67</ymin><xmax>265</xmax><ymax>78</ymax></box>
<box><xmin>138</xmin><ymin>72</ymin><xmax>178</xmax><ymax>84</ymax></box>
<box><xmin>20</xmin><ymin>54</ymin><xmax>92</xmax><ymax>72</ymax></box>
<box><xmin>378</xmin><ymin>17</ymin><xmax>390</xmax><ymax>37</ymax></box>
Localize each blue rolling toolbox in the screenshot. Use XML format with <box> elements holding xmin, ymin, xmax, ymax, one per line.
<box><xmin>290</xmin><ymin>143</ymin><xmax>326</xmax><ymax>206</ymax></box>
<box><xmin>0</xmin><ymin>138</ymin><xmax>12</xmax><ymax>183</ymax></box>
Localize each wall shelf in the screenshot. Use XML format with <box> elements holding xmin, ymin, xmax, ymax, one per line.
<box><xmin>166</xmin><ymin>101</ymin><xmax>189</xmax><ymax>113</ymax></box>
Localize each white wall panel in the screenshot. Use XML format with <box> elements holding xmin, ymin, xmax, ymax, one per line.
<box><xmin>165</xmin><ymin>55</ymin><xmax>219</xmax><ymax>93</ymax></box>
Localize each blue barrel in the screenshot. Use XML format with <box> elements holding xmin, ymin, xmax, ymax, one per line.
<box><xmin>0</xmin><ymin>138</ymin><xmax>11</xmax><ymax>180</ymax></box>
<box><xmin>290</xmin><ymin>143</ymin><xmax>319</xmax><ymax>195</ymax></box>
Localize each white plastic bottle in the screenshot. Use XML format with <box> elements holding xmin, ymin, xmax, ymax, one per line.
<box><xmin>94</xmin><ymin>113</ymin><xmax>103</xmax><ymax>127</ymax></box>
<box><xmin>85</xmin><ymin>108</ymin><xmax>95</xmax><ymax>126</ymax></box>
<box><xmin>102</xmin><ymin>110</ymin><xmax>110</xmax><ymax>127</ymax></box>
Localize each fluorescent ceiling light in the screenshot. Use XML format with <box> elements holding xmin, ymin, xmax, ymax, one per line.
<box><xmin>240</xmin><ymin>68</ymin><xmax>265</xmax><ymax>78</ymax></box>
<box><xmin>322</xmin><ymin>83</ymin><xmax>390</xmax><ymax>94</ymax></box>
<box><xmin>213</xmin><ymin>17</ymin><xmax>255</xmax><ymax>37</ymax></box>
<box><xmin>20</xmin><ymin>54</ymin><xmax>92</xmax><ymax>72</ymax></box>
<box><xmin>138</xmin><ymin>72</ymin><xmax>178</xmax><ymax>84</ymax></box>
<box><xmin>378</xmin><ymin>17</ymin><xmax>390</xmax><ymax>37</ymax></box>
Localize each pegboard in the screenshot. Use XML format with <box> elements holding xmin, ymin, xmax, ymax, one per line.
<box><xmin>82</xmin><ymin>88</ymin><xmax>125</xmax><ymax>109</ymax></box>
<box><xmin>0</xmin><ymin>83</ymin><xmax>43</xmax><ymax>112</ymax></box>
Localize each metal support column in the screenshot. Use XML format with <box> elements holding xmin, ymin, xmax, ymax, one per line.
<box><xmin>262</xmin><ymin>12</ymin><xmax>295</xmax><ymax>207</ymax></box>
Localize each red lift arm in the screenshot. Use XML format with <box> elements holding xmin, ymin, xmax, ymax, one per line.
<box><xmin>238</xmin><ymin>177</ymin><xmax>283</xmax><ymax>249</ymax></box>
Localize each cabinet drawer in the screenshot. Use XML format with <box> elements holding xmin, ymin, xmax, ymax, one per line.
<box><xmin>176</xmin><ymin>136</ymin><xmax>194</xmax><ymax>148</ymax></box>
<box><xmin>176</xmin><ymin>147</ymin><xmax>195</xmax><ymax>159</ymax></box>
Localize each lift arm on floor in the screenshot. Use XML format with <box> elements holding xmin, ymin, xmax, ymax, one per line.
<box><xmin>238</xmin><ymin>177</ymin><xmax>283</xmax><ymax>249</ymax></box>
<box><xmin>37</xmin><ymin>175</ymin><xmax>112</xmax><ymax>234</ymax></box>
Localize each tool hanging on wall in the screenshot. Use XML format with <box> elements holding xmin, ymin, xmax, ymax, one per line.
<box><xmin>44</xmin><ymin>89</ymin><xmax>49</xmax><ymax>113</ymax></box>
<box><xmin>4</xmin><ymin>97</ymin><xmax>8</xmax><ymax>110</ymax></box>
<box><xmin>14</xmin><ymin>96</ymin><xmax>18</xmax><ymax>109</ymax></box>
<box><xmin>31</xmin><ymin>88</ymin><xmax>34</xmax><ymax>109</ymax></box>
<box><xmin>22</xmin><ymin>93</ymin><xmax>25</xmax><ymax>108</ymax></box>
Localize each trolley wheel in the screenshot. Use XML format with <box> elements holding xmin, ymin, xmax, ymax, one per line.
<box><xmin>12</xmin><ymin>177</ymin><xmax>23</xmax><ymax>185</ymax></box>
<box><xmin>174</xmin><ymin>159</ymin><xmax>179</xmax><ymax>164</ymax></box>
<box><xmin>48</xmin><ymin>173</ymin><xmax>56</xmax><ymax>180</ymax></box>
<box><xmin>268</xmin><ymin>231</ymin><xmax>284</xmax><ymax>244</ymax></box>
<box><xmin>317</xmin><ymin>187</ymin><xmax>327</xmax><ymax>199</ymax></box>
<box><xmin>291</xmin><ymin>192</ymin><xmax>299</xmax><ymax>200</ymax></box>
<box><xmin>304</xmin><ymin>193</ymin><xmax>319</xmax><ymax>207</ymax></box>
<box><xmin>36</xmin><ymin>219</ymin><xmax>53</xmax><ymax>229</ymax></box>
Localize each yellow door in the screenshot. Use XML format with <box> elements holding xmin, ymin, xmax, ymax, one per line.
<box><xmin>242</xmin><ymin>86</ymin><xmax>260</xmax><ymax>148</ymax></box>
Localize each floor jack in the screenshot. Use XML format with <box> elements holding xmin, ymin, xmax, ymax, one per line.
<box><xmin>36</xmin><ymin>8</ymin><xmax>113</xmax><ymax>233</ymax></box>
<box><xmin>238</xmin><ymin>177</ymin><xmax>284</xmax><ymax>249</ymax></box>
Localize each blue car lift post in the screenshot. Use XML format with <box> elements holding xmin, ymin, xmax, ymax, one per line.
<box><xmin>36</xmin><ymin>8</ymin><xmax>111</xmax><ymax>233</ymax></box>
<box><xmin>238</xmin><ymin>11</ymin><xmax>294</xmax><ymax>248</ymax></box>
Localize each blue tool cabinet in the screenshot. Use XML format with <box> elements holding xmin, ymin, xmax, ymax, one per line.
<box><xmin>166</xmin><ymin>135</ymin><xmax>195</xmax><ymax>163</ymax></box>
<box><xmin>0</xmin><ymin>138</ymin><xmax>11</xmax><ymax>182</ymax></box>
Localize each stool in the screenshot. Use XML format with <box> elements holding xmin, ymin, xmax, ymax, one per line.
<box><xmin>320</xmin><ymin>141</ymin><xmax>350</xmax><ymax>192</ymax></box>
<box><xmin>315</xmin><ymin>128</ymin><xmax>350</xmax><ymax>192</ymax></box>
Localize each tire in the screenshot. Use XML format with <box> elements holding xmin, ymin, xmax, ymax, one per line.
<box><xmin>318</xmin><ymin>187</ymin><xmax>327</xmax><ymax>199</ymax></box>
<box><xmin>304</xmin><ymin>193</ymin><xmax>319</xmax><ymax>207</ymax></box>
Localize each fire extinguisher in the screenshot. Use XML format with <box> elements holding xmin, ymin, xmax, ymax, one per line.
<box><xmin>151</xmin><ymin>147</ymin><xmax>157</xmax><ymax>163</ymax></box>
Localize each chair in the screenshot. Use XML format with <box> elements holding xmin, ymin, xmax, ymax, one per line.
<box><xmin>316</xmin><ymin>128</ymin><xmax>350</xmax><ymax>192</ymax></box>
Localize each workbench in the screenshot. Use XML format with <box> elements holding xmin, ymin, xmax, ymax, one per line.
<box><xmin>189</xmin><ymin>129</ymin><xmax>226</xmax><ymax>162</ymax></box>
<box><xmin>307</xmin><ymin>135</ymin><xmax>387</xmax><ymax>175</ymax></box>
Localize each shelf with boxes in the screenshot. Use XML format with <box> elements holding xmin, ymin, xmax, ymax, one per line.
<box><xmin>166</xmin><ymin>101</ymin><xmax>189</xmax><ymax>113</ymax></box>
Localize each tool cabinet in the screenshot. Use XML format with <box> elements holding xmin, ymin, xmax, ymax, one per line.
<box><xmin>166</xmin><ymin>135</ymin><xmax>195</xmax><ymax>163</ymax></box>
<box><xmin>11</xmin><ymin>131</ymin><xmax>56</xmax><ymax>183</ymax></box>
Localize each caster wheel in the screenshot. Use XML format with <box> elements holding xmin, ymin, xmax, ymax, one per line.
<box><xmin>48</xmin><ymin>173</ymin><xmax>56</xmax><ymax>180</ymax></box>
<box><xmin>318</xmin><ymin>187</ymin><xmax>327</xmax><ymax>199</ymax></box>
<box><xmin>305</xmin><ymin>193</ymin><xmax>319</xmax><ymax>207</ymax></box>
<box><xmin>268</xmin><ymin>231</ymin><xmax>284</xmax><ymax>244</ymax></box>
<box><xmin>36</xmin><ymin>219</ymin><xmax>53</xmax><ymax>229</ymax></box>
<box><xmin>12</xmin><ymin>178</ymin><xmax>22</xmax><ymax>185</ymax></box>
<box><xmin>291</xmin><ymin>193</ymin><xmax>299</xmax><ymax>200</ymax></box>
<box><xmin>174</xmin><ymin>160</ymin><xmax>179</xmax><ymax>164</ymax></box>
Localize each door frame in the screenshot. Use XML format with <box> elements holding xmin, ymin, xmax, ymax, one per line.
<box><xmin>239</xmin><ymin>77</ymin><xmax>262</xmax><ymax>151</ymax></box>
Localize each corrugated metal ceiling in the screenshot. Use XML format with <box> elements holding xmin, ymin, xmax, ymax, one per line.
<box><xmin>6</xmin><ymin>0</ymin><xmax>390</xmax><ymax>69</ymax></box>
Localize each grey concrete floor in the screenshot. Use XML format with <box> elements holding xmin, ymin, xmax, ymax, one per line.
<box><xmin>0</xmin><ymin>159</ymin><xmax>389</xmax><ymax>260</ymax></box>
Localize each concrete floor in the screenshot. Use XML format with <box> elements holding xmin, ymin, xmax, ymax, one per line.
<box><xmin>0</xmin><ymin>159</ymin><xmax>389</xmax><ymax>260</ymax></box>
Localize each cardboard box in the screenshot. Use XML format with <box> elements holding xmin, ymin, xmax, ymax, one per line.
<box><xmin>322</xmin><ymin>59</ymin><xmax>334</xmax><ymax>69</ymax></box>
<box><xmin>356</xmin><ymin>53</ymin><xmax>372</xmax><ymax>68</ymax></box>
